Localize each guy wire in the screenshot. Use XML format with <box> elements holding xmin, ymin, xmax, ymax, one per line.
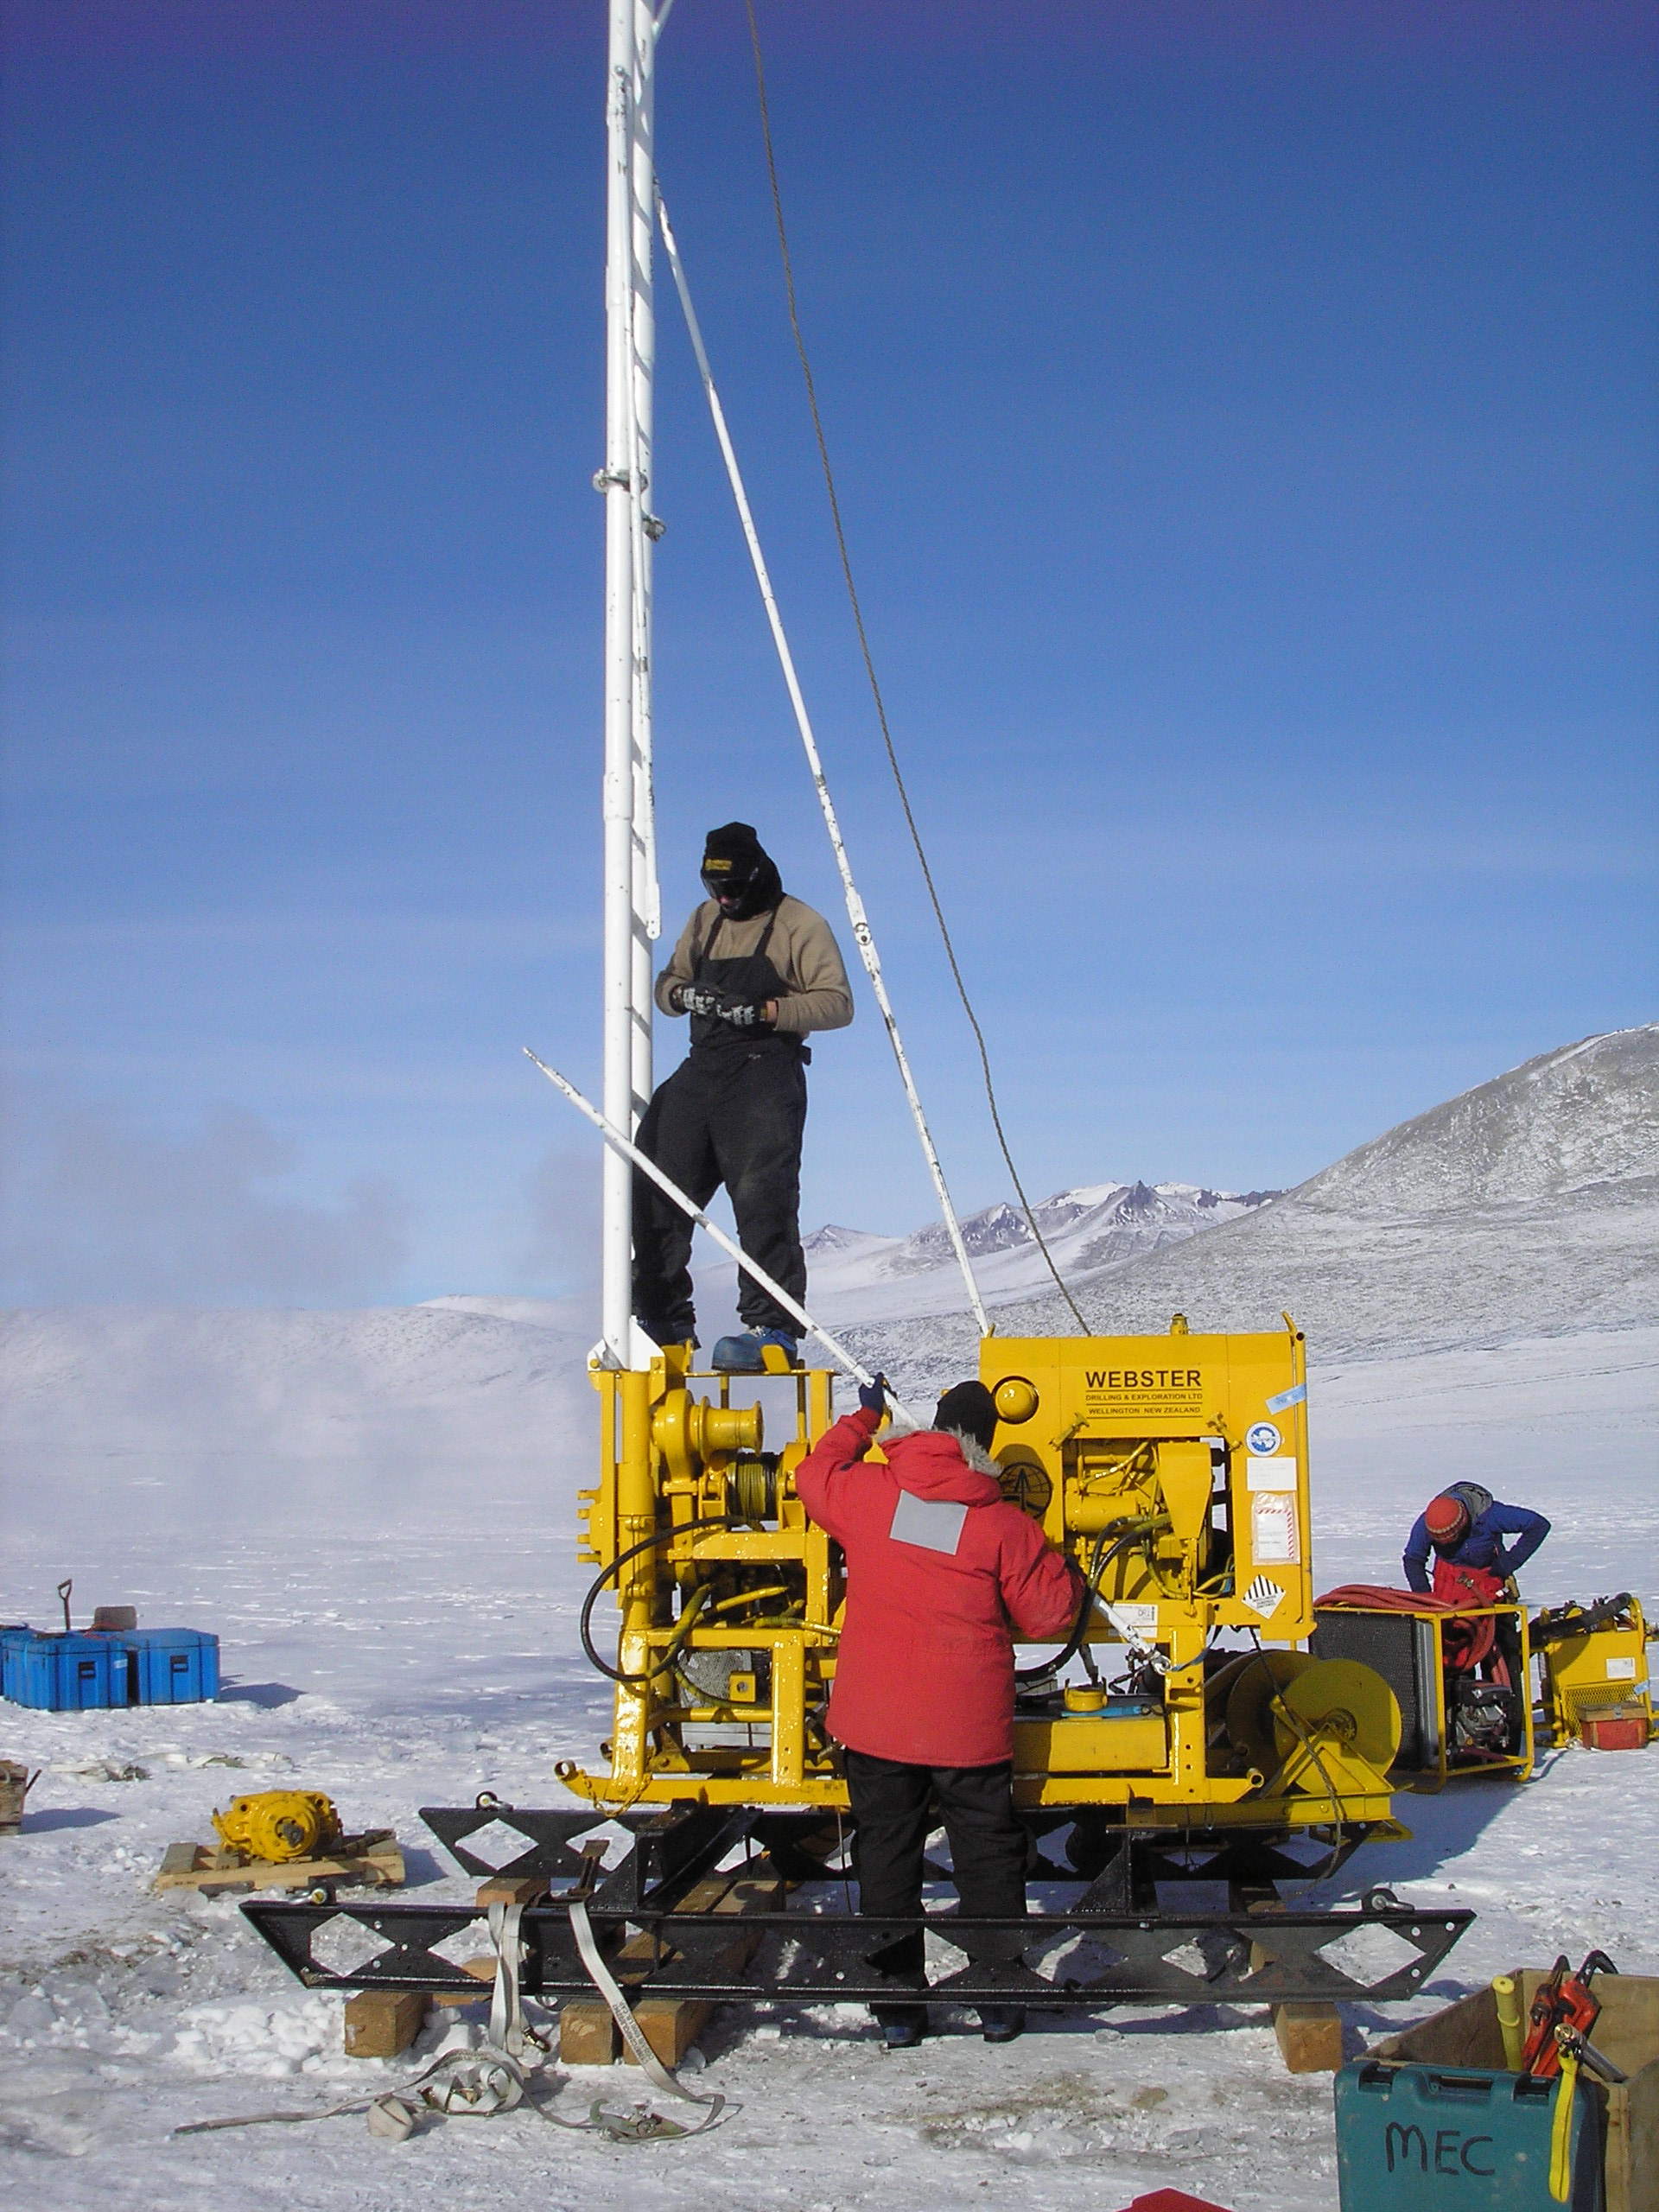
<box><xmin>744</xmin><ymin>0</ymin><xmax>1087</xmax><ymax>1332</ymax></box>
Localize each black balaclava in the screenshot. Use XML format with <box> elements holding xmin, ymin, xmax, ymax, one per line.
<box><xmin>702</xmin><ymin>822</ymin><xmax>783</xmax><ymax>922</ymax></box>
<box><xmin>933</xmin><ymin>1380</ymin><xmax>998</xmax><ymax>1454</ymax></box>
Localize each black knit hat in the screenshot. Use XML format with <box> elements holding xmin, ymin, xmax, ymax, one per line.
<box><xmin>701</xmin><ymin>823</ymin><xmax>782</xmax><ymax>919</ymax></box>
<box><xmin>934</xmin><ymin>1380</ymin><xmax>998</xmax><ymax>1453</ymax></box>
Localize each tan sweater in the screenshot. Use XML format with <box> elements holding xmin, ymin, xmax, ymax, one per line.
<box><xmin>654</xmin><ymin>897</ymin><xmax>855</xmax><ymax>1038</ymax></box>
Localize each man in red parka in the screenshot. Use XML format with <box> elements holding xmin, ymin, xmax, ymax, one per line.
<box><xmin>794</xmin><ymin>1374</ymin><xmax>1083</xmax><ymax>2049</ymax></box>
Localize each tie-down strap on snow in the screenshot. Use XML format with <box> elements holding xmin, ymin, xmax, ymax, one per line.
<box><xmin>175</xmin><ymin>1893</ymin><xmax>726</xmax><ymax>2144</ymax></box>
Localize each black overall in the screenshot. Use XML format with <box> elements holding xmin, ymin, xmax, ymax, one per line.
<box><xmin>632</xmin><ymin>908</ymin><xmax>809</xmax><ymax>1344</ymax></box>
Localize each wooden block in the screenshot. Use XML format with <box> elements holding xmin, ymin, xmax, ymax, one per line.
<box><xmin>344</xmin><ymin>1989</ymin><xmax>429</xmax><ymax>2059</ymax></box>
<box><xmin>1272</xmin><ymin>2000</ymin><xmax>1344</xmax><ymax>2075</ymax></box>
<box><xmin>618</xmin><ymin>1870</ymin><xmax>782</xmax><ymax>2069</ymax></box>
<box><xmin>560</xmin><ymin>1869</ymin><xmax>741</xmax><ymax>2066</ymax></box>
<box><xmin>559</xmin><ymin>2002</ymin><xmax>621</xmax><ymax>2064</ymax></box>
<box><xmin>158</xmin><ymin>1842</ymin><xmax>199</xmax><ymax>1881</ymax></box>
<box><xmin>429</xmin><ymin>1956</ymin><xmax>497</xmax><ymax>2002</ymax></box>
<box><xmin>475</xmin><ymin>1875</ymin><xmax>549</xmax><ymax>1907</ymax></box>
<box><xmin>632</xmin><ymin>1995</ymin><xmax>711</xmax><ymax>2066</ymax></box>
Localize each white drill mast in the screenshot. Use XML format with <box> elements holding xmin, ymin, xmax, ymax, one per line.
<box><xmin>591</xmin><ymin>0</ymin><xmax>990</xmax><ymax>1366</ymax></box>
<box><xmin>598</xmin><ymin>0</ymin><xmax>661</xmax><ymax>1369</ymax></box>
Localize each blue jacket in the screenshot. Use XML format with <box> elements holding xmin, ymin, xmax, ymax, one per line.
<box><xmin>1403</xmin><ymin>1498</ymin><xmax>1550</xmax><ymax>1593</ymax></box>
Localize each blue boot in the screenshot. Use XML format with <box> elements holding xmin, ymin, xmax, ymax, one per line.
<box><xmin>711</xmin><ymin>1328</ymin><xmax>798</xmax><ymax>1374</ymax></box>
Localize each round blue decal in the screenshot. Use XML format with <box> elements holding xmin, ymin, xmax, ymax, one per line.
<box><xmin>1246</xmin><ymin>1420</ymin><xmax>1281</xmax><ymax>1457</ymax></box>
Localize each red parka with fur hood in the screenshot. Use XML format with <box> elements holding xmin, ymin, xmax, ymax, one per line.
<box><xmin>794</xmin><ymin>1405</ymin><xmax>1083</xmax><ymax>1769</ymax></box>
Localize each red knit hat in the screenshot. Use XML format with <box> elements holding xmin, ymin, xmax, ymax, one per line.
<box><xmin>1424</xmin><ymin>1493</ymin><xmax>1471</xmax><ymax>1546</ymax></box>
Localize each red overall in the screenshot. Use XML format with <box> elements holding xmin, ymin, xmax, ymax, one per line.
<box><xmin>1433</xmin><ymin>1555</ymin><xmax>1507</xmax><ymax>1674</ymax></box>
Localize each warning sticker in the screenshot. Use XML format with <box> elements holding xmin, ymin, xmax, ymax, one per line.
<box><xmin>1251</xmin><ymin>1491</ymin><xmax>1300</xmax><ymax>1566</ymax></box>
<box><xmin>1110</xmin><ymin>1603</ymin><xmax>1160</xmax><ymax>1639</ymax></box>
<box><xmin>1606</xmin><ymin>1655</ymin><xmax>1638</xmax><ymax>1681</ymax></box>
<box><xmin>1246</xmin><ymin>1458</ymin><xmax>1298</xmax><ymax>1493</ymax></box>
<box><xmin>1243</xmin><ymin>1575</ymin><xmax>1286</xmax><ymax>1621</ymax></box>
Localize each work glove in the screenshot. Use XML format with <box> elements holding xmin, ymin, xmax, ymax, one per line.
<box><xmin>677</xmin><ymin>984</ymin><xmax>723</xmax><ymax>1018</ymax></box>
<box><xmin>716</xmin><ymin>998</ymin><xmax>773</xmax><ymax>1029</ymax></box>
<box><xmin>858</xmin><ymin>1373</ymin><xmax>888</xmax><ymax>1418</ymax></box>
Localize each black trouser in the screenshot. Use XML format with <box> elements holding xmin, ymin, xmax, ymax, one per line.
<box><xmin>845</xmin><ymin>1751</ymin><xmax>1029</xmax><ymax>2014</ymax></box>
<box><xmin>631</xmin><ymin>1044</ymin><xmax>808</xmax><ymax>1341</ymax></box>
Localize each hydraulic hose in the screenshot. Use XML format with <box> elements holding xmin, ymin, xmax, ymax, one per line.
<box><xmin>1015</xmin><ymin>1523</ymin><xmax>1144</xmax><ymax>1686</ymax></box>
<box><xmin>578</xmin><ymin>1517</ymin><xmax>738</xmax><ymax>1688</ymax></box>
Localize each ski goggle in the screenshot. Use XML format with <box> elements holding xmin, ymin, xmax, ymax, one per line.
<box><xmin>702</xmin><ymin>862</ymin><xmax>754</xmax><ymax>900</ymax></box>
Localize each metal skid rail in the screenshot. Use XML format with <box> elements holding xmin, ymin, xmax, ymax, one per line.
<box><xmin>240</xmin><ymin>1800</ymin><xmax>1472</xmax><ymax>2014</ymax></box>
<box><xmin>245</xmin><ymin>1894</ymin><xmax>1470</xmax><ymax>2011</ymax></box>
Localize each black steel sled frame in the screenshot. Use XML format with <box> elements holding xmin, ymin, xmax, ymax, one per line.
<box><xmin>241</xmin><ymin>1802</ymin><xmax>1472</xmax><ymax>2013</ymax></box>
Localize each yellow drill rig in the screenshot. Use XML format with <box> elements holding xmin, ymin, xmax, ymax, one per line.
<box><xmin>557</xmin><ymin>1319</ymin><xmax>1405</xmax><ymax>1885</ymax></box>
<box><xmin>245</xmin><ymin>1321</ymin><xmax>1469</xmax><ymax>2023</ymax></box>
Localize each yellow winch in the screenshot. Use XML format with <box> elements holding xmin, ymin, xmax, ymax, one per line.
<box><xmin>212</xmin><ymin>1789</ymin><xmax>342</xmax><ymax>1864</ymax></box>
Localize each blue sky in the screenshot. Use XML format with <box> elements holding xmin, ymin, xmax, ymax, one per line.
<box><xmin>3</xmin><ymin>0</ymin><xmax>1655</xmax><ymax>1306</ymax></box>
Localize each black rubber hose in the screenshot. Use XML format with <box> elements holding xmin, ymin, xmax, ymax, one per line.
<box><xmin>1014</xmin><ymin>1525</ymin><xmax>1141</xmax><ymax>1685</ymax></box>
<box><xmin>579</xmin><ymin>1517</ymin><xmax>738</xmax><ymax>1688</ymax></box>
<box><xmin>1531</xmin><ymin>1593</ymin><xmax>1633</xmax><ymax>1648</ymax></box>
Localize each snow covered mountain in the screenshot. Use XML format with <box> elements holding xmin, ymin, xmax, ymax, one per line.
<box><xmin>845</xmin><ymin>1024</ymin><xmax>1659</xmax><ymax>1393</ymax></box>
<box><xmin>793</xmin><ymin>1180</ymin><xmax>1280</xmax><ymax>1325</ymax></box>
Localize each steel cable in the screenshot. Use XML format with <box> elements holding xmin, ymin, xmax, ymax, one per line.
<box><xmin>743</xmin><ymin>0</ymin><xmax>1087</xmax><ymax>1332</ymax></box>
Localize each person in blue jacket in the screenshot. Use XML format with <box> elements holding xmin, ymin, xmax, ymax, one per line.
<box><xmin>1402</xmin><ymin>1481</ymin><xmax>1551</xmax><ymax>1600</ymax></box>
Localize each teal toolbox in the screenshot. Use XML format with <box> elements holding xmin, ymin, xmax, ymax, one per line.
<box><xmin>1335</xmin><ymin>2062</ymin><xmax>1602</xmax><ymax>2211</ymax></box>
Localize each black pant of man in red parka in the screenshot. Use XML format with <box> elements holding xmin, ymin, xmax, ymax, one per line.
<box><xmin>793</xmin><ymin>1376</ymin><xmax>1083</xmax><ymax>2049</ymax></box>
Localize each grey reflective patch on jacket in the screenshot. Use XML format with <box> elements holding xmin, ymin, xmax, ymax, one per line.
<box><xmin>889</xmin><ymin>1491</ymin><xmax>969</xmax><ymax>1555</ymax></box>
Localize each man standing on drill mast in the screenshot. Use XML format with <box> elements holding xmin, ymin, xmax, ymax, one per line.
<box><xmin>794</xmin><ymin>1375</ymin><xmax>1084</xmax><ymax>2050</ymax></box>
<box><xmin>632</xmin><ymin>822</ymin><xmax>853</xmax><ymax>1373</ymax></box>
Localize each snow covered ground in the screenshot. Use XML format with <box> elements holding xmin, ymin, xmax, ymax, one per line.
<box><xmin>3</xmin><ymin>1324</ymin><xmax>1656</xmax><ymax>2209</ymax></box>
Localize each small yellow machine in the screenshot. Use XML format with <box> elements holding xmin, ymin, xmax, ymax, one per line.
<box><xmin>213</xmin><ymin>1789</ymin><xmax>342</xmax><ymax>1864</ymax></box>
<box><xmin>1532</xmin><ymin>1593</ymin><xmax>1656</xmax><ymax>1750</ymax></box>
<box><xmin>562</xmin><ymin>1316</ymin><xmax>1406</xmax><ymax>1868</ymax></box>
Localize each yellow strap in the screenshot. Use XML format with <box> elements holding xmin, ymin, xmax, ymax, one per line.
<box><xmin>1549</xmin><ymin>2050</ymin><xmax>1580</xmax><ymax>2203</ymax></box>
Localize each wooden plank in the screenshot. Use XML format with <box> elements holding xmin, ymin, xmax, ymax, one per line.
<box><xmin>153</xmin><ymin>1837</ymin><xmax>404</xmax><ymax>1893</ymax></box>
<box><xmin>1370</xmin><ymin>1981</ymin><xmax>1505</xmax><ymax>2069</ymax></box>
<box><xmin>630</xmin><ymin>1992</ymin><xmax>710</xmax><ymax>2068</ymax></box>
<box><xmin>475</xmin><ymin>1875</ymin><xmax>550</xmax><ymax>1908</ymax></box>
<box><xmin>620</xmin><ymin>1872</ymin><xmax>784</xmax><ymax>2070</ymax></box>
<box><xmin>344</xmin><ymin>1990</ymin><xmax>429</xmax><ymax>2058</ymax></box>
<box><xmin>429</xmin><ymin>1957</ymin><xmax>498</xmax><ymax>2004</ymax></box>
<box><xmin>559</xmin><ymin>1870</ymin><xmax>741</xmax><ymax>2067</ymax></box>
